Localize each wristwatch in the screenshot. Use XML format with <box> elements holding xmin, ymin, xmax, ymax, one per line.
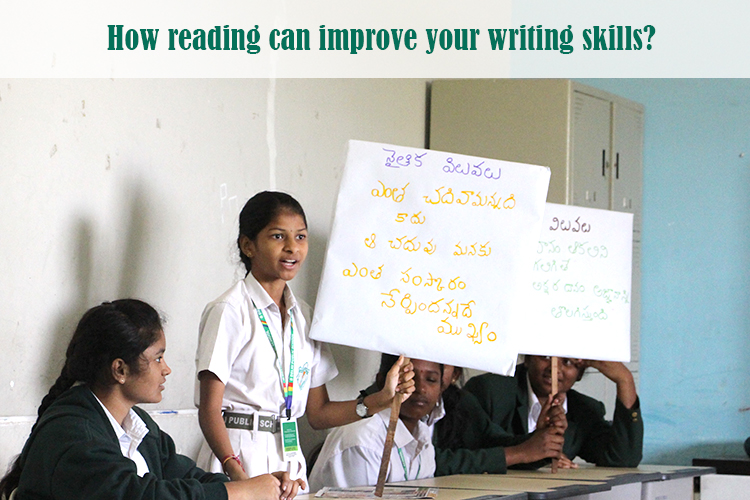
<box><xmin>355</xmin><ymin>392</ymin><xmax>372</xmax><ymax>418</ymax></box>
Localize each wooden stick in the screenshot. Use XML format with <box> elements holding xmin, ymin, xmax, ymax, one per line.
<box><xmin>375</xmin><ymin>356</ymin><xmax>410</xmax><ymax>497</ymax></box>
<box><xmin>374</xmin><ymin>393</ymin><xmax>402</xmax><ymax>497</ymax></box>
<box><xmin>550</xmin><ymin>356</ymin><xmax>559</xmax><ymax>474</ymax></box>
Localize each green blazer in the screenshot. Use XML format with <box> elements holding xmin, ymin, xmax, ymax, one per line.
<box><xmin>15</xmin><ymin>385</ymin><xmax>229</xmax><ymax>500</ymax></box>
<box><xmin>464</xmin><ymin>365</ymin><xmax>643</xmax><ymax>467</ymax></box>
<box><xmin>434</xmin><ymin>387</ymin><xmax>533</xmax><ymax>475</ymax></box>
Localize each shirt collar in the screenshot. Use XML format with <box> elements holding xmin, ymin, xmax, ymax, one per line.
<box><xmin>92</xmin><ymin>392</ymin><xmax>149</xmax><ymax>456</ymax></box>
<box><xmin>423</xmin><ymin>396</ymin><xmax>446</xmax><ymax>426</ymax></box>
<box><xmin>377</xmin><ymin>407</ymin><xmax>431</xmax><ymax>450</ymax></box>
<box><xmin>243</xmin><ymin>272</ymin><xmax>298</xmax><ymax>313</ymax></box>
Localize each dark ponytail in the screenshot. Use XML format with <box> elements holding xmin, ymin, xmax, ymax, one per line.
<box><xmin>237</xmin><ymin>191</ymin><xmax>307</xmax><ymax>274</ymax></box>
<box><xmin>0</xmin><ymin>299</ymin><xmax>162</xmax><ymax>499</ymax></box>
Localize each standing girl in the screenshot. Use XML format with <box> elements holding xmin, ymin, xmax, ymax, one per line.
<box><xmin>0</xmin><ymin>299</ymin><xmax>287</xmax><ymax>500</ymax></box>
<box><xmin>195</xmin><ymin>191</ymin><xmax>413</xmax><ymax>489</ymax></box>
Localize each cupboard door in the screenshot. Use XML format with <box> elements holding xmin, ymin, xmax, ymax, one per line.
<box><xmin>611</xmin><ymin>103</ymin><xmax>644</xmax><ymax>217</ymax></box>
<box><xmin>571</xmin><ymin>91</ymin><xmax>611</xmax><ymax>209</ymax></box>
<box><xmin>611</xmin><ymin>103</ymin><xmax>644</xmax><ymax>363</ymax></box>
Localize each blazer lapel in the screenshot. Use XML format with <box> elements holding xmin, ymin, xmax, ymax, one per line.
<box><xmin>515</xmin><ymin>365</ymin><xmax>530</xmax><ymax>434</ymax></box>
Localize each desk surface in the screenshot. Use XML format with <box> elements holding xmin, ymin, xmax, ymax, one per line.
<box><xmin>301</xmin><ymin>488</ymin><xmax>527</xmax><ymax>500</ymax></box>
<box><xmin>507</xmin><ymin>464</ymin><xmax>714</xmax><ymax>485</ymax></box>
<box><xmin>396</xmin><ymin>474</ymin><xmax>610</xmax><ymax>500</ymax></box>
<box><xmin>507</xmin><ymin>466</ymin><xmax>662</xmax><ymax>486</ymax></box>
<box><xmin>305</xmin><ymin>465</ymin><xmax>714</xmax><ymax>500</ymax></box>
<box><xmin>631</xmin><ymin>464</ymin><xmax>715</xmax><ymax>480</ymax></box>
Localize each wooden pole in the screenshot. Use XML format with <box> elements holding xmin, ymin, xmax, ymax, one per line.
<box><xmin>550</xmin><ymin>356</ymin><xmax>559</xmax><ymax>473</ymax></box>
<box><xmin>374</xmin><ymin>393</ymin><xmax>403</xmax><ymax>497</ymax></box>
<box><xmin>375</xmin><ymin>356</ymin><xmax>410</xmax><ymax>497</ymax></box>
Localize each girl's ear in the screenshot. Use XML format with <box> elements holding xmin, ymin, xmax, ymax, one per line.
<box><xmin>452</xmin><ymin>367</ymin><xmax>463</xmax><ymax>384</ymax></box>
<box><xmin>239</xmin><ymin>235</ymin><xmax>254</xmax><ymax>259</ymax></box>
<box><xmin>111</xmin><ymin>358</ymin><xmax>130</xmax><ymax>384</ymax></box>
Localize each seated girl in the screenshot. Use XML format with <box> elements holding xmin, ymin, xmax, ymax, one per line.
<box><xmin>308</xmin><ymin>355</ymin><xmax>442</xmax><ymax>491</ymax></box>
<box><xmin>0</xmin><ymin>299</ymin><xmax>300</xmax><ymax>500</ymax></box>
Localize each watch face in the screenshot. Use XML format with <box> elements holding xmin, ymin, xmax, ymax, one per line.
<box><xmin>356</xmin><ymin>403</ymin><xmax>367</xmax><ymax>417</ymax></box>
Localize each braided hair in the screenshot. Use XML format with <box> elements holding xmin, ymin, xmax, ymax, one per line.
<box><xmin>0</xmin><ymin>299</ymin><xmax>162</xmax><ymax>499</ymax></box>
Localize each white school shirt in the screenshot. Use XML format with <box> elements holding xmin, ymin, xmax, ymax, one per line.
<box><xmin>423</xmin><ymin>396</ymin><xmax>446</xmax><ymax>441</ymax></box>
<box><xmin>308</xmin><ymin>407</ymin><xmax>435</xmax><ymax>493</ymax></box>
<box><xmin>195</xmin><ymin>273</ymin><xmax>338</xmax><ymax>483</ymax></box>
<box><xmin>526</xmin><ymin>375</ymin><xmax>567</xmax><ymax>433</ymax></box>
<box><xmin>93</xmin><ymin>392</ymin><xmax>150</xmax><ymax>477</ymax></box>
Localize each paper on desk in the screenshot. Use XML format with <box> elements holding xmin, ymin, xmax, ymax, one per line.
<box><xmin>315</xmin><ymin>486</ymin><xmax>439</xmax><ymax>499</ymax></box>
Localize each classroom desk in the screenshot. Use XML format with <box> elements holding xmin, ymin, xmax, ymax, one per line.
<box><xmin>507</xmin><ymin>467</ymin><xmax>658</xmax><ymax>500</ymax></box>
<box><xmin>507</xmin><ymin>464</ymin><xmax>715</xmax><ymax>500</ymax></box>
<box><xmin>692</xmin><ymin>458</ymin><xmax>750</xmax><ymax>499</ymax></box>
<box><xmin>509</xmin><ymin>464</ymin><xmax>715</xmax><ymax>500</ymax></box>
<box><xmin>395</xmin><ymin>474</ymin><xmax>611</xmax><ymax>500</ymax></box>
<box><xmin>634</xmin><ymin>464</ymin><xmax>714</xmax><ymax>500</ymax></box>
<box><xmin>300</xmin><ymin>487</ymin><xmax>527</xmax><ymax>500</ymax></box>
<box><xmin>305</xmin><ymin>466</ymin><xmax>714</xmax><ymax>500</ymax></box>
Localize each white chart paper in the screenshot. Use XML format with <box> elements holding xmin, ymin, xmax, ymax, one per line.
<box><xmin>518</xmin><ymin>203</ymin><xmax>634</xmax><ymax>362</ymax></box>
<box><xmin>310</xmin><ymin>140</ymin><xmax>550</xmax><ymax>375</ymax></box>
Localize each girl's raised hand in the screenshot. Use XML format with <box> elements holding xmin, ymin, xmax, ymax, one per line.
<box><xmin>585</xmin><ymin>360</ymin><xmax>630</xmax><ymax>384</ymax></box>
<box><xmin>368</xmin><ymin>355</ymin><xmax>415</xmax><ymax>410</ymax></box>
<box><xmin>387</xmin><ymin>355</ymin><xmax>415</xmax><ymax>401</ymax></box>
<box><xmin>585</xmin><ymin>360</ymin><xmax>637</xmax><ymax>409</ymax></box>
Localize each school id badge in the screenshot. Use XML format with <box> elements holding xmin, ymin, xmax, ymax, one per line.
<box><xmin>281</xmin><ymin>417</ymin><xmax>300</xmax><ymax>461</ymax></box>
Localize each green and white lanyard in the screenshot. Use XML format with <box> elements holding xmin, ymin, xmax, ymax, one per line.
<box><xmin>255</xmin><ymin>304</ymin><xmax>294</xmax><ymax>419</ymax></box>
<box><xmin>383</xmin><ymin>421</ymin><xmax>422</xmax><ymax>481</ymax></box>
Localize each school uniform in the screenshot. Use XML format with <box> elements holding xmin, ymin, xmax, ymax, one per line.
<box><xmin>433</xmin><ymin>388</ymin><xmax>526</xmax><ymax>475</ymax></box>
<box><xmin>308</xmin><ymin>407</ymin><xmax>435</xmax><ymax>492</ymax></box>
<box><xmin>464</xmin><ymin>364</ymin><xmax>643</xmax><ymax>467</ymax></box>
<box><xmin>195</xmin><ymin>272</ymin><xmax>338</xmax><ymax>484</ymax></box>
<box><xmin>361</xmin><ymin>383</ymin><xmax>525</xmax><ymax>476</ymax></box>
<box><xmin>14</xmin><ymin>385</ymin><xmax>228</xmax><ymax>500</ymax></box>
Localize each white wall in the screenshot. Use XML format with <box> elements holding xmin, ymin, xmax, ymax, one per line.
<box><xmin>0</xmin><ymin>79</ymin><xmax>427</xmax><ymax>471</ymax></box>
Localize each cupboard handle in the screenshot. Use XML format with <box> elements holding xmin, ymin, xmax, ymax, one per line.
<box><xmin>601</xmin><ymin>150</ymin><xmax>606</xmax><ymax>176</ymax></box>
<box><xmin>616</xmin><ymin>152</ymin><xmax>620</xmax><ymax>179</ymax></box>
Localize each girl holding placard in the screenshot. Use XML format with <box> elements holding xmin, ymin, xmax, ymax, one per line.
<box><xmin>195</xmin><ymin>191</ymin><xmax>414</xmax><ymax>491</ymax></box>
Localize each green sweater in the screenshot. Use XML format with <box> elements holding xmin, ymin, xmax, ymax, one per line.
<box><xmin>15</xmin><ymin>385</ymin><xmax>229</xmax><ymax>500</ymax></box>
<box><xmin>464</xmin><ymin>366</ymin><xmax>644</xmax><ymax>467</ymax></box>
